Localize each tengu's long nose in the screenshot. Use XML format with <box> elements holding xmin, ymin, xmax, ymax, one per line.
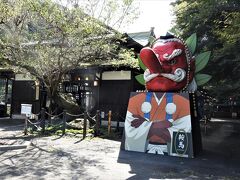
<box><xmin>140</xmin><ymin>47</ymin><xmax>163</xmax><ymax>73</ymax></box>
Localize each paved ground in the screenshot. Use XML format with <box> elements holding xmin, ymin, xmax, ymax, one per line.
<box><xmin>0</xmin><ymin>118</ymin><xmax>240</xmax><ymax>180</ymax></box>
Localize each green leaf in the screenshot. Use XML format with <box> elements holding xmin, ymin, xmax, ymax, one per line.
<box><xmin>186</xmin><ymin>33</ymin><xmax>197</xmax><ymax>54</ymax></box>
<box><xmin>195</xmin><ymin>51</ymin><xmax>211</xmax><ymax>73</ymax></box>
<box><xmin>135</xmin><ymin>74</ymin><xmax>145</xmax><ymax>86</ymax></box>
<box><xmin>138</xmin><ymin>55</ymin><xmax>147</xmax><ymax>71</ymax></box>
<box><xmin>195</xmin><ymin>74</ymin><xmax>212</xmax><ymax>86</ymax></box>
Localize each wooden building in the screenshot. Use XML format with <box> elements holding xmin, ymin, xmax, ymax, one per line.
<box><xmin>61</xmin><ymin>28</ymin><xmax>155</xmax><ymax>121</ymax></box>
<box><xmin>0</xmin><ymin>69</ymin><xmax>14</xmax><ymax>117</ymax></box>
<box><xmin>0</xmin><ymin>71</ymin><xmax>42</xmax><ymax>118</ymax></box>
<box><xmin>11</xmin><ymin>74</ymin><xmax>41</xmax><ymax>119</ymax></box>
<box><xmin>62</xmin><ymin>66</ymin><xmax>144</xmax><ymax>121</ymax></box>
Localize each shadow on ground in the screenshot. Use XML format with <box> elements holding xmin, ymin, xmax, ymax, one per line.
<box><xmin>1</xmin><ymin>118</ymin><xmax>240</xmax><ymax>179</ymax></box>
<box><xmin>118</xmin><ymin>120</ymin><xmax>240</xmax><ymax>179</ymax></box>
<box><xmin>0</xmin><ymin>139</ymin><xmax>104</xmax><ymax>179</ymax></box>
<box><xmin>0</xmin><ymin>119</ymin><xmax>104</xmax><ymax>179</ymax></box>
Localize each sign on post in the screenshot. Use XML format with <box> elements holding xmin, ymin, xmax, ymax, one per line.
<box><xmin>21</xmin><ymin>104</ymin><xmax>32</xmax><ymax>117</ymax></box>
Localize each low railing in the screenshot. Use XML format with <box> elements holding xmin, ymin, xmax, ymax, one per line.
<box><xmin>23</xmin><ymin>109</ymin><xmax>126</xmax><ymax>138</ymax></box>
<box><xmin>24</xmin><ymin>108</ymin><xmax>101</xmax><ymax>138</ymax></box>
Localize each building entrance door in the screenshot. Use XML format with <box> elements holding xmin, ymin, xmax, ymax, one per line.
<box><xmin>0</xmin><ymin>78</ymin><xmax>12</xmax><ymax>117</ymax></box>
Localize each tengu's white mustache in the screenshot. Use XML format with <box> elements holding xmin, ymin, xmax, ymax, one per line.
<box><xmin>144</xmin><ymin>68</ymin><xmax>186</xmax><ymax>83</ymax></box>
<box><xmin>161</xmin><ymin>68</ymin><xmax>186</xmax><ymax>82</ymax></box>
<box><xmin>144</xmin><ymin>69</ymin><xmax>159</xmax><ymax>82</ymax></box>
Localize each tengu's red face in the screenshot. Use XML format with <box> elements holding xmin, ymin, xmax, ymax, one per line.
<box><xmin>140</xmin><ymin>39</ymin><xmax>195</xmax><ymax>92</ymax></box>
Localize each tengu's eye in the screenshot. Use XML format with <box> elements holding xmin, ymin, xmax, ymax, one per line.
<box><xmin>169</xmin><ymin>59</ymin><xmax>177</xmax><ymax>65</ymax></box>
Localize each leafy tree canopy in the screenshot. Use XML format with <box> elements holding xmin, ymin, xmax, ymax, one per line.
<box><xmin>171</xmin><ymin>0</ymin><xmax>240</xmax><ymax>103</ymax></box>
<box><xmin>0</xmin><ymin>0</ymin><xmax>139</xmax><ymax>111</ymax></box>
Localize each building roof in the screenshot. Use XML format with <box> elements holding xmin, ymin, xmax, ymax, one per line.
<box><xmin>127</xmin><ymin>27</ymin><xmax>155</xmax><ymax>47</ymax></box>
<box><xmin>121</xmin><ymin>27</ymin><xmax>156</xmax><ymax>54</ymax></box>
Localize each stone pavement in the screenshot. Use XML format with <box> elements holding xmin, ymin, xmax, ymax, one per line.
<box><xmin>0</xmin><ymin>118</ymin><xmax>25</xmax><ymax>147</ymax></box>
<box><xmin>0</xmin><ymin>118</ymin><xmax>240</xmax><ymax>180</ymax></box>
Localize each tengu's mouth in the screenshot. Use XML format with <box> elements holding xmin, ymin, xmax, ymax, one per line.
<box><xmin>144</xmin><ymin>68</ymin><xmax>186</xmax><ymax>83</ymax></box>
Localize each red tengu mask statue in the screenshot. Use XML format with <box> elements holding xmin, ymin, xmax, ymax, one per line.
<box><xmin>140</xmin><ymin>35</ymin><xmax>195</xmax><ymax>92</ymax></box>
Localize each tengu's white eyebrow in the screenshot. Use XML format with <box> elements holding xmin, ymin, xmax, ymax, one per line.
<box><xmin>163</xmin><ymin>49</ymin><xmax>182</xmax><ymax>60</ymax></box>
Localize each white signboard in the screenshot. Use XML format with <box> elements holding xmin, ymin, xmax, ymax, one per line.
<box><xmin>21</xmin><ymin>104</ymin><xmax>32</xmax><ymax>116</ymax></box>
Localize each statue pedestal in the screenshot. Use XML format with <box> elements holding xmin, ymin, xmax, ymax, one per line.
<box><xmin>122</xmin><ymin>92</ymin><xmax>202</xmax><ymax>158</ymax></box>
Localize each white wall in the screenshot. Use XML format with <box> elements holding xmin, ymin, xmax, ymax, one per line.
<box><xmin>15</xmin><ymin>74</ymin><xmax>35</xmax><ymax>81</ymax></box>
<box><xmin>102</xmin><ymin>71</ymin><xmax>131</xmax><ymax>80</ymax></box>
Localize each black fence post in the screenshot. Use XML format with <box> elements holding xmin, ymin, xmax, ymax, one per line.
<box><xmin>24</xmin><ymin>116</ymin><xmax>28</xmax><ymax>135</ymax></box>
<box><xmin>116</xmin><ymin>113</ymin><xmax>120</xmax><ymax>132</ymax></box>
<box><xmin>83</xmin><ymin>111</ymin><xmax>87</xmax><ymax>139</ymax></box>
<box><xmin>62</xmin><ymin>110</ymin><xmax>67</xmax><ymax>135</ymax></box>
<box><xmin>41</xmin><ymin>108</ymin><xmax>46</xmax><ymax>134</ymax></box>
<box><xmin>95</xmin><ymin>110</ymin><xmax>100</xmax><ymax>137</ymax></box>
